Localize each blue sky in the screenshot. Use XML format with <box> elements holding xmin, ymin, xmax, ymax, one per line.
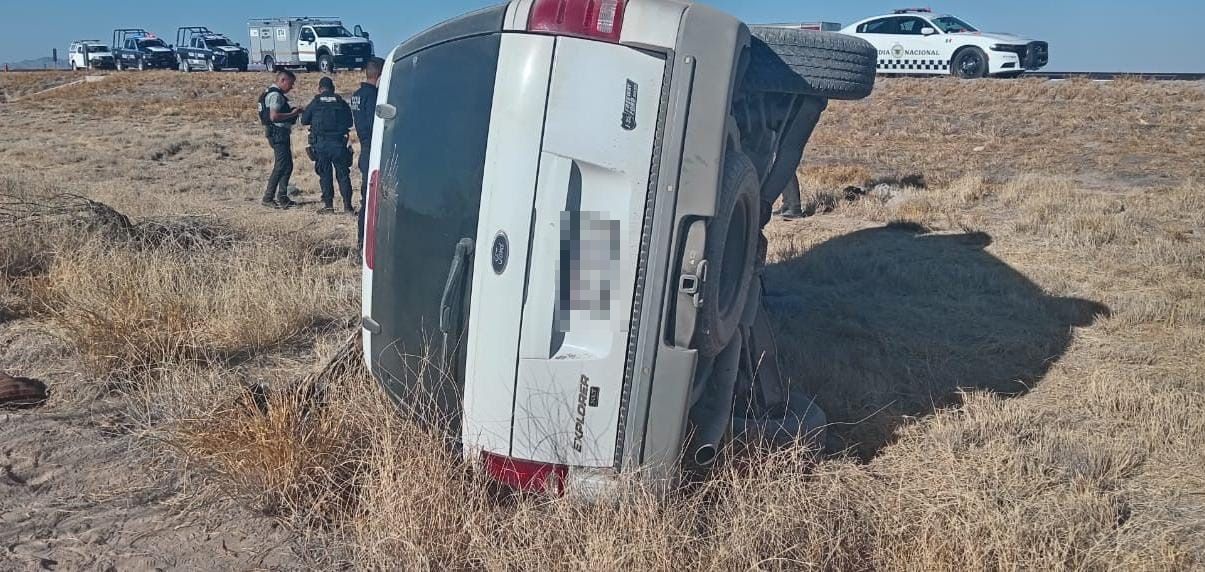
<box><xmin>2</xmin><ymin>1</ymin><xmax>1201</xmax><ymax>72</ymax></box>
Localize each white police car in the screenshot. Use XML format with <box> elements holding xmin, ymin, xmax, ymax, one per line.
<box><xmin>842</xmin><ymin>9</ymin><xmax>1049</xmax><ymax>78</ymax></box>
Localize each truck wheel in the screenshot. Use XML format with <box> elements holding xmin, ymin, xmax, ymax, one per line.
<box><xmin>115</xmin><ymin>59</ymin><xmax>124</xmax><ymax>71</ymax></box>
<box><xmin>179</xmin><ymin>57</ymin><xmax>189</xmax><ymax>73</ymax></box>
<box><xmin>264</xmin><ymin>56</ymin><xmax>277</xmax><ymax>73</ymax></box>
<box><xmin>745</xmin><ymin>28</ymin><xmax>877</xmax><ymax>100</ymax></box>
<box><xmin>137</xmin><ymin>59</ymin><xmax>146</xmax><ymax>71</ymax></box>
<box><xmin>318</xmin><ymin>54</ymin><xmax>334</xmax><ymax>74</ymax></box>
<box><xmin>207</xmin><ymin>59</ymin><xmax>217</xmax><ymax>72</ymax></box>
<box><xmin>696</xmin><ymin>149</ymin><xmax>761</xmax><ymax>357</ymax></box>
<box><xmin>953</xmin><ymin>47</ymin><xmax>988</xmax><ymax>79</ymax></box>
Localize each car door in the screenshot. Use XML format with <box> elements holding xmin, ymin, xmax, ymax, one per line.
<box><xmin>298</xmin><ymin>27</ymin><xmax>317</xmax><ymax>63</ymax></box>
<box><xmin>895</xmin><ymin>16</ymin><xmax>947</xmax><ymax>73</ymax></box>
<box><xmin>857</xmin><ymin>17</ymin><xmax>903</xmax><ymax>73</ymax></box>
<box><xmin>868</xmin><ymin>16</ymin><xmax>937</xmax><ymax>74</ymax></box>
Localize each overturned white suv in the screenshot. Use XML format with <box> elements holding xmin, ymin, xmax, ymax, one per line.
<box><xmin>361</xmin><ymin>0</ymin><xmax>877</xmax><ymax>495</ymax></box>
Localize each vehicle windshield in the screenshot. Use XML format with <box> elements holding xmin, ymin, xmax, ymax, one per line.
<box><xmin>86</xmin><ymin>44</ymin><xmax>109</xmax><ymax>53</ymax></box>
<box><xmin>138</xmin><ymin>39</ymin><xmax>167</xmax><ymax>48</ymax></box>
<box><xmin>312</xmin><ymin>26</ymin><xmax>352</xmax><ymax>38</ymax></box>
<box><xmin>931</xmin><ymin>16</ymin><xmax>978</xmax><ymax>33</ymax></box>
<box><xmin>205</xmin><ymin>38</ymin><xmax>233</xmax><ymax>47</ymax></box>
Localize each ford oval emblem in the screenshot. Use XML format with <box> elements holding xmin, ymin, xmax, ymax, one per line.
<box><xmin>491</xmin><ymin>232</ymin><xmax>509</xmax><ymax>275</ymax></box>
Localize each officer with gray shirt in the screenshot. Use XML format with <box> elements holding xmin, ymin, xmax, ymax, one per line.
<box><xmin>258</xmin><ymin>70</ymin><xmax>304</xmax><ymax>208</ymax></box>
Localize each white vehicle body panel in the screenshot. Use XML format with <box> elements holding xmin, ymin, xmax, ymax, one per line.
<box><xmin>460</xmin><ymin>35</ymin><xmax>666</xmax><ymax>468</ymax></box>
<box><xmin>462</xmin><ymin>33</ymin><xmax>557</xmax><ymax>457</ymax></box>
<box><xmin>360</xmin><ymin>45</ymin><xmax>398</xmax><ymax>366</ymax></box>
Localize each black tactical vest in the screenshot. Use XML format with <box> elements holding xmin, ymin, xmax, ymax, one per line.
<box><xmin>257</xmin><ymin>86</ymin><xmax>295</xmax><ymax>126</ymax></box>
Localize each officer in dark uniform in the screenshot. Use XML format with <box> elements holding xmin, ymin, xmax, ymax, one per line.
<box><xmin>301</xmin><ymin>76</ymin><xmax>355</xmax><ymax>214</ymax></box>
<box><xmin>259</xmin><ymin>70</ymin><xmax>303</xmax><ymax>209</ymax></box>
<box><xmin>351</xmin><ymin>57</ymin><xmax>384</xmax><ymax>246</ymax></box>
<box><xmin>777</xmin><ymin>176</ymin><xmax>805</xmax><ymax>219</ymax></box>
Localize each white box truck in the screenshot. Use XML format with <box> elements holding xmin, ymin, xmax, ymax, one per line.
<box><xmin>247</xmin><ymin>17</ymin><xmax>374</xmax><ymax>73</ymax></box>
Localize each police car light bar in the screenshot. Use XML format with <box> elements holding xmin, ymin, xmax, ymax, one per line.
<box><xmin>893</xmin><ymin>7</ymin><xmax>933</xmax><ymax>14</ymax></box>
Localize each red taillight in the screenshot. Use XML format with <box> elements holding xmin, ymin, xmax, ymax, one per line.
<box><xmin>481</xmin><ymin>451</ymin><xmax>568</xmax><ymax>495</ymax></box>
<box><xmin>528</xmin><ymin>0</ymin><xmax>627</xmax><ymax>43</ymax></box>
<box><xmin>364</xmin><ymin>169</ymin><xmax>380</xmax><ymax>270</ymax></box>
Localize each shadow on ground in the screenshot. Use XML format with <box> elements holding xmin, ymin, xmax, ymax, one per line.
<box><xmin>764</xmin><ymin>223</ymin><xmax>1109</xmax><ymax>459</ymax></box>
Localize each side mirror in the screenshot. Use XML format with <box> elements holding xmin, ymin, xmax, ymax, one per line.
<box><xmin>921</xmin><ymin>27</ymin><xmax>937</xmax><ymax>36</ymax></box>
<box><xmin>354</xmin><ymin>25</ymin><xmax>369</xmax><ymax>39</ymax></box>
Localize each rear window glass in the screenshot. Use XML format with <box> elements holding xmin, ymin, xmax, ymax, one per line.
<box><xmin>373</xmin><ymin>34</ymin><xmax>501</xmax><ymax>367</ymax></box>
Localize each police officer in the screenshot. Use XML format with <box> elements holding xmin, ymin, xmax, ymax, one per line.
<box><xmin>259</xmin><ymin>70</ymin><xmax>303</xmax><ymax>209</ymax></box>
<box><xmin>351</xmin><ymin>57</ymin><xmax>384</xmax><ymax>246</ymax></box>
<box><xmin>301</xmin><ymin>76</ymin><xmax>355</xmax><ymax>214</ymax></box>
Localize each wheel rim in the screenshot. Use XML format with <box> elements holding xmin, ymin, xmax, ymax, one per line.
<box><xmin>320</xmin><ymin>58</ymin><xmax>331</xmax><ymax>73</ymax></box>
<box><xmin>960</xmin><ymin>53</ymin><xmax>983</xmax><ymax>77</ymax></box>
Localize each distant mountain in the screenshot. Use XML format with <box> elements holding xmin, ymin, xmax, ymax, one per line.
<box><xmin>3</xmin><ymin>56</ymin><xmax>70</xmax><ymax>70</ymax></box>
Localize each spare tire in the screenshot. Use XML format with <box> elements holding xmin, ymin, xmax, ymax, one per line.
<box><xmin>745</xmin><ymin>28</ymin><xmax>877</xmax><ymax>100</ymax></box>
<box><xmin>696</xmin><ymin>149</ymin><xmax>761</xmax><ymax>357</ymax></box>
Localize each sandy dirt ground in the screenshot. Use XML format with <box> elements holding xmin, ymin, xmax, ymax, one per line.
<box><xmin>0</xmin><ymin>321</ymin><xmax>307</xmax><ymax>571</ymax></box>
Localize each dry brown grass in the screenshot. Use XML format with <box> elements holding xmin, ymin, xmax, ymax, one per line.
<box><xmin>2</xmin><ymin>72</ymin><xmax>1203</xmax><ymax>569</ymax></box>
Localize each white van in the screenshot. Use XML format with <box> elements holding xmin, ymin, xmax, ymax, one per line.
<box><xmin>361</xmin><ymin>0</ymin><xmax>876</xmax><ymax>496</ymax></box>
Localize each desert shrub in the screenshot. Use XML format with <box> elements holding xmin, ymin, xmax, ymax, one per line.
<box><xmin>44</xmin><ymin>238</ymin><xmax>355</xmax><ymax>376</ymax></box>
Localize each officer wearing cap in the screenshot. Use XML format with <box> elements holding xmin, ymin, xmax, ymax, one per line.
<box><xmin>301</xmin><ymin>76</ymin><xmax>355</xmax><ymax>214</ymax></box>
<box><xmin>259</xmin><ymin>70</ymin><xmax>304</xmax><ymax>209</ymax></box>
<box><xmin>351</xmin><ymin>57</ymin><xmax>384</xmax><ymax>247</ymax></box>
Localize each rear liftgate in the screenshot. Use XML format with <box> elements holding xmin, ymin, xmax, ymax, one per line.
<box><xmin>464</xmin><ymin>35</ymin><xmax>666</xmax><ymax>493</ymax></box>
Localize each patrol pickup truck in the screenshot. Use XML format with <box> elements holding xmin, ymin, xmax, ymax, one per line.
<box><xmin>247</xmin><ymin>17</ymin><xmax>374</xmax><ymax>73</ymax></box>
<box><xmin>842</xmin><ymin>8</ymin><xmax>1049</xmax><ymax>78</ymax></box>
<box><xmin>112</xmin><ymin>29</ymin><xmax>177</xmax><ymax>71</ymax></box>
<box><xmin>175</xmin><ymin>27</ymin><xmax>249</xmax><ymax>72</ymax></box>
<box><xmin>68</xmin><ymin>40</ymin><xmax>115</xmax><ymax>70</ymax></box>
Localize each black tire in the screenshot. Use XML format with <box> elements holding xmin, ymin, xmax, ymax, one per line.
<box><xmin>238</xmin><ymin>64</ymin><xmax>248</xmax><ymax>73</ymax></box>
<box><xmin>264</xmin><ymin>56</ymin><xmax>277</xmax><ymax>73</ymax></box>
<box><xmin>318</xmin><ymin>54</ymin><xmax>334</xmax><ymax>74</ymax></box>
<box><xmin>952</xmin><ymin>47</ymin><xmax>988</xmax><ymax>79</ymax></box>
<box><xmin>137</xmin><ymin>58</ymin><xmax>145</xmax><ymax>72</ymax></box>
<box><xmin>179</xmin><ymin>57</ymin><xmax>189</xmax><ymax>73</ymax></box>
<box><xmin>115</xmin><ymin>59</ymin><xmax>124</xmax><ymax>71</ymax></box>
<box><xmin>696</xmin><ymin>149</ymin><xmax>761</xmax><ymax>357</ymax></box>
<box><xmin>207</xmin><ymin>58</ymin><xmax>217</xmax><ymax>72</ymax></box>
<box><xmin>745</xmin><ymin>28</ymin><xmax>877</xmax><ymax>100</ymax></box>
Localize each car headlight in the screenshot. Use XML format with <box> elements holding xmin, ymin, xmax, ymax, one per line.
<box><xmin>332</xmin><ymin>44</ymin><xmax>342</xmax><ymax>55</ymax></box>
